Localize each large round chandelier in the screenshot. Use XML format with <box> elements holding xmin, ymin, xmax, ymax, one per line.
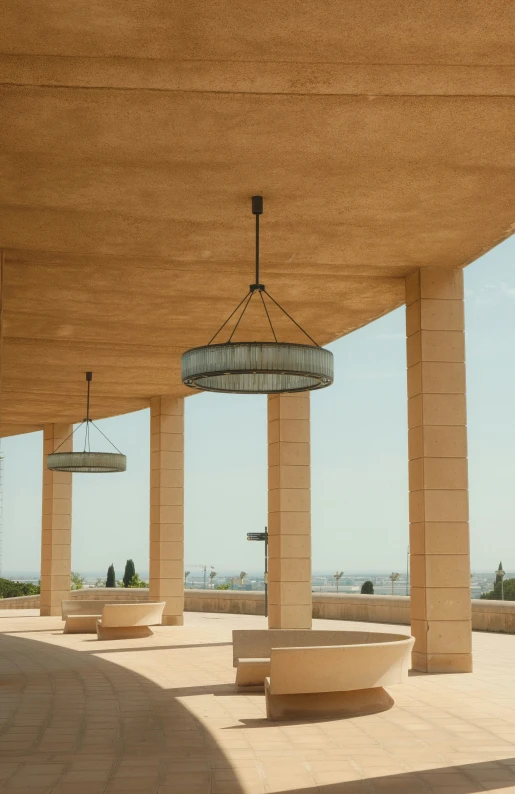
<box><xmin>181</xmin><ymin>197</ymin><xmax>334</xmax><ymax>394</ymax></box>
<box><xmin>47</xmin><ymin>372</ymin><xmax>126</xmax><ymax>473</ymax></box>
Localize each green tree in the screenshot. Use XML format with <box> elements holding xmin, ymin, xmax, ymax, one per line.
<box><xmin>361</xmin><ymin>580</ymin><xmax>374</xmax><ymax>594</ymax></box>
<box><xmin>481</xmin><ymin>578</ymin><xmax>515</xmax><ymax>601</ymax></box>
<box><xmin>123</xmin><ymin>559</ymin><xmax>136</xmax><ymax>588</ymax></box>
<box><xmin>495</xmin><ymin>561</ymin><xmax>504</xmax><ymax>586</ymax></box>
<box><xmin>106</xmin><ymin>564</ymin><xmax>116</xmax><ymax>588</ymax></box>
<box><xmin>71</xmin><ymin>572</ymin><xmax>86</xmax><ymax>590</ymax></box>
<box><xmin>215</xmin><ymin>583</ymin><xmax>230</xmax><ymax>590</ymax></box>
<box><xmin>127</xmin><ymin>573</ymin><xmax>148</xmax><ymax>588</ymax></box>
<box><xmin>0</xmin><ymin>578</ymin><xmax>40</xmax><ymax>598</ymax></box>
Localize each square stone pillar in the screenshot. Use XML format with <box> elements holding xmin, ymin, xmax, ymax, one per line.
<box><xmin>150</xmin><ymin>397</ymin><xmax>184</xmax><ymax>626</ymax></box>
<box><xmin>40</xmin><ymin>424</ymin><xmax>72</xmax><ymax>617</ymax></box>
<box><xmin>268</xmin><ymin>393</ymin><xmax>312</xmax><ymax>629</ymax></box>
<box><xmin>406</xmin><ymin>269</ymin><xmax>472</xmax><ymax>673</ymax></box>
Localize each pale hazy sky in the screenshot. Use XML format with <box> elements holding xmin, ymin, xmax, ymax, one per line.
<box><xmin>3</xmin><ymin>236</ymin><xmax>515</xmax><ymax>577</ymax></box>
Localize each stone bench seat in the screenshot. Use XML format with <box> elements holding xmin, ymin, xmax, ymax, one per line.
<box><xmin>62</xmin><ymin>600</ymin><xmax>116</xmax><ymax>634</ymax></box>
<box><xmin>265</xmin><ymin>636</ymin><xmax>414</xmax><ymax>721</ymax></box>
<box><xmin>233</xmin><ymin>629</ymin><xmax>407</xmax><ymax>690</ymax></box>
<box><xmin>234</xmin><ymin>658</ymin><xmax>271</xmax><ymax>690</ymax></box>
<box><xmin>63</xmin><ymin>614</ymin><xmax>100</xmax><ymax>634</ymax></box>
<box><xmin>96</xmin><ymin>602</ymin><xmax>165</xmax><ymax>640</ymax></box>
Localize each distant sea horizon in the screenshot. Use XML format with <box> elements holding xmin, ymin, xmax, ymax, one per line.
<box><xmin>1</xmin><ymin>569</ymin><xmax>508</xmax><ymax>581</ymax></box>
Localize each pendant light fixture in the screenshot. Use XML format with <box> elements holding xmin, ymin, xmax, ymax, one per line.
<box><xmin>181</xmin><ymin>197</ymin><xmax>334</xmax><ymax>394</ymax></box>
<box><xmin>47</xmin><ymin>372</ymin><xmax>126</xmax><ymax>473</ymax></box>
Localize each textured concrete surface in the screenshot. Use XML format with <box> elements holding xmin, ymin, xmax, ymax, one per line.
<box><xmin>2</xmin><ymin>2</ymin><xmax>515</xmax><ymax>432</ymax></box>
<box><xmin>2</xmin><ymin>610</ymin><xmax>515</xmax><ymax>793</ymax></box>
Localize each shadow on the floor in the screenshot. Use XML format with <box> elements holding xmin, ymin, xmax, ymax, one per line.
<box><xmin>274</xmin><ymin>760</ymin><xmax>515</xmax><ymax>793</ymax></box>
<box><xmin>2</xmin><ymin>628</ymin><xmax>67</xmax><ymax>633</ymax></box>
<box><xmin>81</xmin><ymin>641</ymin><xmax>232</xmax><ymax>652</ymax></box>
<box><xmin>0</xmin><ymin>631</ymin><xmax>514</xmax><ymax>794</ymax></box>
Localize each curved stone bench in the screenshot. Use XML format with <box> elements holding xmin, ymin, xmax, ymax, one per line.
<box><xmin>62</xmin><ymin>600</ymin><xmax>119</xmax><ymax>634</ymax></box>
<box><xmin>265</xmin><ymin>633</ymin><xmax>414</xmax><ymax>720</ymax></box>
<box><xmin>232</xmin><ymin>629</ymin><xmax>414</xmax><ymax>720</ymax></box>
<box><xmin>232</xmin><ymin>629</ymin><xmax>409</xmax><ymax>690</ymax></box>
<box><xmin>96</xmin><ymin>602</ymin><xmax>165</xmax><ymax>640</ymax></box>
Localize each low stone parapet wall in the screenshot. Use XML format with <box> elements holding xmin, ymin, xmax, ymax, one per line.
<box><xmin>2</xmin><ymin>588</ymin><xmax>515</xmax><ymax>634</ymax></box>
<box><xmin>184</xmin><ymin>589</ymin><xmax>515</xmax><ymax>634</ymax></box>
<box><xmin>0</xmin><ymin>594</ymin><xmax>40</xmax><ymax>609</ymax></box>
<box><xmin>0</xmin><ymin>587</ymin><xmax>150</xmax><ymax>611</ymax></box>
<box><xmin>185</xmin><ymin>589</ymin><xmax>264</xmax><ymax>615</ymax></box>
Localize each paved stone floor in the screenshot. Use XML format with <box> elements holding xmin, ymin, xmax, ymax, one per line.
<box><xmin>0</xmin><ymin>611</ymin><xmax>515</xmax><ymax>793</ymax></box>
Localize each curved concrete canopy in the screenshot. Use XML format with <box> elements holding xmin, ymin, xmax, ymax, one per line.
<box><xmin>1</xmin><ymin>1</ymin><xmax>515</xmax><ymax>432</ymax></box>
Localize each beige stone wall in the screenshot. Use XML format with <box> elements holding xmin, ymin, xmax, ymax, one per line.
<box><xmin>40</xmin><ymin>424</ymin><xmax>73</xmax><ymax>617</ymax></box>
<box><xmin>0</xmin><ymin>594</ymin><xmax>40</xmax><ymax>609</ymax></box>
<box><xmin>183</xmin><ymin>591</ymin><xmax>515</xmax><ymax>634</ymax></box>
<box><xmin>149</xmin><ymin>397</ymin><xmax>184</xmax><ymax>625</ymax></box>
<box><xmin>406</xmin><ymin>269</ymin><xmax>472</xmax><ymax>673</ymax></box>
<box><xmin>268</xmin><ymin>393</ymin><xmax>312</xmax><ymax>629</ymax></box>
<box><xmin>2</xmin><ymin>590</ymin><xmax>515</xmax><ymax>635</ymax></box>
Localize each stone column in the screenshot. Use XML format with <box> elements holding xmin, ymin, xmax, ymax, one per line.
<box><xmin>406</xmin><ymin>269</ymin><xmax>472</xmax><ymax>673</ymax></box>
<box><xmin>149</xmin><ymin>397</ymin><xmax>184</xmax><ymax>625</ymax></box>
<box><xmin>268</xmin><ymin>393</ymin><xmax>311</xmax><ymax>629</ymax></box>
<box><xmin>40</xmin><ymin>424</ymin><xmax>72</xmax><ymax>617</ymax></box>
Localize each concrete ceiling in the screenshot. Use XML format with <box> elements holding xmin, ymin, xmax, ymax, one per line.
<box><xmin>1</xmin><ymin>1</ymin><xmax>515</xmax><ymax>435</ymax></box>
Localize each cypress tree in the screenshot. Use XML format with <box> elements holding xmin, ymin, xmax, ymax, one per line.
<box><xmin>106</xmin><ymin>564</ymin><xmax>116</xmax><ymax>588</ymax></box>
<box><xmin>123</xmin><ymin>559</ymin><xmax>136</xmax><ymax>588</ymax></box>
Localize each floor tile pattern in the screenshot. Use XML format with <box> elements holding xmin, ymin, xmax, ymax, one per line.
<box><xmin>0</xmin><ymin>610</ymin><xmax>515</xmax><ymax>793</ymax></box>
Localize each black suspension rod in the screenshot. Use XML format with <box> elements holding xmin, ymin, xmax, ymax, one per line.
<box><xmin>251</xmin><ymin>196</ymin><xmax>263</xmax><ymax>289</ymax></box>
<box><xmin>85</xmin><ymin>371</ymin><xmax>92</xmax><ymax>422</ymax></box>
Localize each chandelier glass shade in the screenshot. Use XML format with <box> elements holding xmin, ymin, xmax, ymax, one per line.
<box><xmin>181</xmin><ymin>197</ymin><xmax>334</xmax><ymax>394</ymax></box>
<box><xmin>182</xmin><ymin>342</ymin><xmax>333</xmax><ymax>394</ymax></box>
<box><xmin>47</xmin><ymin>373</ymin><xmax>127</xmax><ymax>473</ymax></box>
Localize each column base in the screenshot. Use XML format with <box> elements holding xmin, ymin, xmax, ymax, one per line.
<box><xmin>268</xmin><ymin>604</ymin><xmax>312</xmax><ymax>630</ymax></box>
<box><xmin>40</xmin><ymin>606</ymin><xmax>62</xmax><ymax>617</ymax></box>
<box><xmin>162</xmin><ymin>615</ymin><xmax>184</xmax><ymax>626</ymax></box>
<box><xmin>412</xmin><ymin>651</ymin><xmax>473</xmax><ymax>674</ymax></box>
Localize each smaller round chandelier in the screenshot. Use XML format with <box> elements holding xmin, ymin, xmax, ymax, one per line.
<box><xmin>47</xmin><ymin>372</ymin><xmax>127</xmax><ymax>473</ymax></box>
<box><xmin>181</xmin><ymin>197</ymin><xmax>334</xmax><ymax>394</ymax></box>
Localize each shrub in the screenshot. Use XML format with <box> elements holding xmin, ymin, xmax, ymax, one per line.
<box><xmin>215</xmin><ymin>583</ymin><xmax>230</xmax><ymax>590</ymax></box>
<box><xmin>127</xmin><ymin>573</ymin><xmax>148</xmax><ymax>588</ymax></box>
<box><xmin>361</xmin><ymin>580</ymin><xmax>374</xmax><ymax>595</ymax></box>
<box><xmin>0</xmin><ymin>578</ymin><xmax>40</xmax><ymax>598</ymax></box>
<box><xmin>71</xmin><ymin>572</ymin><xmax>86</xmax><ymax>590</ymax></box>
<box><xmin>481</xmin><ymin>578</ymin><xmax>515</xmax><ymax>601</ymax></box>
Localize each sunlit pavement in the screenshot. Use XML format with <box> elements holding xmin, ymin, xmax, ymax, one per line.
<box><xmin>1</xmin><ymin>609</ymin><xmax>515</xmax><ymax>793</ymax></box>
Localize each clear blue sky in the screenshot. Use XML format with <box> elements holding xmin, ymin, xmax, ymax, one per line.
<box><xmin>3</xmin><ymin>237</ymin><xmax>515</xmax><ymax>577</ymax></box>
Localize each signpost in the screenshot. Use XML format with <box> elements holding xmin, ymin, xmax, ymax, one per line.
<box><xmin>247</xmin><ymin>528</ymin><xmax>268</xmax><ymax>617</ymax></box>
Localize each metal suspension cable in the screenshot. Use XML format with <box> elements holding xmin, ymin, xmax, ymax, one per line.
<box><xmin>52</xmin><ymin>421</ymin><xmax>85</xmax><ymax>453</ymax></box>
<box><xmin>89</xmin><ymin>420</ymin><xmax>124</xmax><ymax>454</ymax></box>
<box><xmin>227</xmin><ymin>290</ymin><xmax>255</xmax><ymax>343</ymax></box>
<box><xmin>208</xmin><ymin>290</ymin><xmax>251</xmax><ymax>345</ymax></box>
<box><xmin>264</xmin><ymin>289</ymin><xmax>321</xmax><ymax>348</ymax></box>
<box><xmin>259</xmin><ymin>290</ymin><xmax>277</xmax><ymax>342</ymax></box>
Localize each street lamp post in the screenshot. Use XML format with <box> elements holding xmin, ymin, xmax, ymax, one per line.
<box><xmin>247</xmin><ymin>528</ymin><xmax>268</xmax><ymax>617</ymax></box>
<box><xmin>389</xmin><ymin>572</ymin><xmax>400</xmax><ymax>595</ymax></box>
<box><xmin>498</xmin><ymin>566</ymin><xmax>505</xmax><ymax>601</ymax></box>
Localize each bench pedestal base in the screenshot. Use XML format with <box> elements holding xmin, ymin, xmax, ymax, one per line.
<box><xmin>265</xmin><ymin>682</ymin><xmax>394</xmax><ymax>721</ymax></box>
<box><xmin>236</xmin><ymin>659</ymin><xmax>270</xmax><ymax>691</ymax></box>
<box><xmin>64</xmin><ymin>616</ymin><xmax>99</xmax><ymax>634</ymax></box>
<box><xmin>96</xmin><ymin>624</ymin><xmax>154</xmax><ymax>640</ymax></box>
